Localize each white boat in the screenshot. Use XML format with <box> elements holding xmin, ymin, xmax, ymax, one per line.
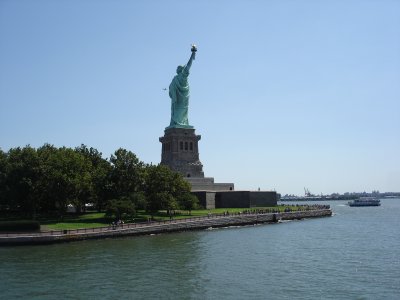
<box><xmin>348</xmin><ymin>197</ymin><xmax>381</xmax><ymax>207</ymax></box>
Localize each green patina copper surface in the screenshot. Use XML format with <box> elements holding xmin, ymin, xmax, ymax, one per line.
<box><xmin>167</xmin><ymin>46</ymin><xmax>197</xmax><ymax>129</ymax></box>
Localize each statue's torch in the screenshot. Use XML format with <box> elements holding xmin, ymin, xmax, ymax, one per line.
<box><xmin>191</xmin><ymin>44</ymin><xmax>197</xmax><ymax>59</ymax></box>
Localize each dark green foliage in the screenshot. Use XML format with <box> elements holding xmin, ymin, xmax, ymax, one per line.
<box><xmin>105</xmin><ymin>198</ymin><xmax>136</xmax><ymax>221</ymax></box>
<box><xmin>0</xmin><ymin>220</ymin><xmax>40</xmax><ymax>232</ymax></box>
<box><xmin>177</xmin><ymin>193</ymin><xmax>199</xmax><ymax>215</ymax></box>
<box><xmin>0</xmin><ymin>149</ymin><xmax>9</xmax><ymax>209</ymax></box>
<box><xmin>74</xmin><ymin>144</ymin><xmax>111</xmax><ymax>211</ymax></box>
<box><xmin>144</xmin><ymin>165</ymin><xmax>191</xmax><ymax>214</ymax></box>
<box><xmin>1</xmin><ymin>144</ymin><xmax>197</xmax><ymax>219</ymax></box>
<box><xmin>37</xmin><ymin>145</ymin><xmax>92</xmax><ymax>216</ymax></box>
<box><xmin>130</xmin><ymin>191</ymin><xmax>147</xmax><ymax>210</ymax></box>
<box><xmin>5</xmin><ymin>146</ymin><xmax>42</xmax><ymax>217</ymax></box>
<box><xmin>109</xmin><ymin>148</ymin><xmax>144</xmax><ymax>199</ymax></box>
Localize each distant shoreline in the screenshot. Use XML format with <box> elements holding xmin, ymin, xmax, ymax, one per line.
<box><xmin>281</xmin><ymin>198</ymin><xmax>352</xmax><ymax>201</ymax></box>
<box><xmin>281</xmin><ymin>196</ymin><xmax>399</xmax><ymax>201</ymax></box>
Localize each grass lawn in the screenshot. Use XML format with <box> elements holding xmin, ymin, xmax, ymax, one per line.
<box><xmin>41</xmin><ymin>205</ymin><xmax>304</xmax><ymax>230</ymax></box>
<box><xmin>40</xmin><ymin>212</ymin><xmax>109</xmax><ymax>231</ymax></box>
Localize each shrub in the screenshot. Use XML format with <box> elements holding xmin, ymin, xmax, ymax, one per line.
<box><xmin>0</xmin><ymin>220</ymin><xmax>40</xmax><ymax>232</ymax></box>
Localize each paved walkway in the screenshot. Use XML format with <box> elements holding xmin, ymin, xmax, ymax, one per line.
<box><xmin>0</xmin><ymin>208</ymin><xmax>332</xmax><ymax>245</ymax></box>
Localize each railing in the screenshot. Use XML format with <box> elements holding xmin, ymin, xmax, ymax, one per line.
<box><xmin>0</xmin><ymin>204</ymin><xmax>330</xmax><ymax>237</ymax></box>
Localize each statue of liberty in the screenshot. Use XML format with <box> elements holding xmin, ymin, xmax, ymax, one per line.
<box><xmin>167</xmin><ymin>45</ymin><xmax>197</xmax><ymax>129</ymax></box>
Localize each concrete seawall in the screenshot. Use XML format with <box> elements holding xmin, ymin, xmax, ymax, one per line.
<box><xmin>0</xmin><ymin>209</ymin><xmax>332</xmax><ymax>246</ymax></box>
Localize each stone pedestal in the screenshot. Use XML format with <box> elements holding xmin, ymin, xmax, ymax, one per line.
<box><xmin>159</xmin><ymin>127</ymin><xmax>204</xmax><ymax>178</ymax></box>
<box><xmin>160</xmin><ymin>127</ymin><xmax>234</xmax><ymax>192</ymax></box>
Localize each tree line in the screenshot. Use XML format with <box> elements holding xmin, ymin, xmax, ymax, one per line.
<box><xmin>0</xmin><ymin>144</ymin><xmax>198</xmax><ymax>219</ymax></box>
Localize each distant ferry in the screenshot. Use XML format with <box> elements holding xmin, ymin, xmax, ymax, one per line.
<box><xmin>348</xmin><ymin>197</ymin><xmax>381</xmax><ymax>207</ymax></box>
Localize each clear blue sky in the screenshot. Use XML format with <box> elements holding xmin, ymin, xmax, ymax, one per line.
<box><xmin>1</xmin><ymin>0</ymin><xmax>399</xmax><ymax>195</ymax></box>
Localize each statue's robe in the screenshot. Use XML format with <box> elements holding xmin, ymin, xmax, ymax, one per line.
<box><xmin>169</xmin><ymin>65</ymin><xmax>190</xmax><ymax>127</ymax></box>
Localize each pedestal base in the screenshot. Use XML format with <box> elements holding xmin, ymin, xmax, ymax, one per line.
<box><xmin>159</xmin><ymin>127</ymin><xmax>204</xmax><ymax>178</ymax></box>
<box><xmin>159</xmin><ymin>127</ymin><xmax>235</xmax><ymax>192</ymax></box>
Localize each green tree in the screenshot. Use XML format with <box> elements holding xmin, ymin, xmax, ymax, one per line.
<box><xmin>144</xmin><ymin>165</ymin><xmax>191</xmax><ymax>215</ymax></box>
<box><xmin>6</xmin><ymin>146</ymin><xmax>42</xmax><ymax>218</ymax></box>
<box><xmin>109</xmin><ymin>148</ymin><xmax>145</xmax><ymax>199</ymax></box>
<box><xmin>129</xmin><ymin>191</ymin><xmax>147</xmax><ymax>210</ymax></box>
<box><xmin>105</xmin><ymin>197</ymin><xmax>135</xmax><ymax>221</ymax></box>
<box><xmin>35</xmin><ymin>144</ymin><xmax>58</xmax><ymax>213</ymax></box>
<box><xmin>0</xmin><ymin>149</ymin><xmax>9</xmax><ymax>210</ymax></box>
<box><xmin>37</xmin><ymin>145</ymin><xmax>92</xmax><ymax>216</ymax></box>
<box><xmin>147</xmin><ymin>191</ymin><xmax>178</xmax><ymax>215</ymax></box>
<box><xmin>177</xmin><ymin>193</ymin><xmax>199</xmax><ymax>215</ymax></box>
<box><xmin>75</xmin><ymin>144</ymin><xmax>111</xmax><ymax>211</ymax></box>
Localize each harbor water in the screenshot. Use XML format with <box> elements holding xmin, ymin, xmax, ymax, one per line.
<box><xmin>1</xmin><ymin>199</ymin><xmax>399</xmax><ymax>299</ymax></box>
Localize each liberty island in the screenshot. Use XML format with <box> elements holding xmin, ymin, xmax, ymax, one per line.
<box><xmin>0</xmin><ymin>48</ymin><xmax>333</xmax><ymax>247</ymax></box>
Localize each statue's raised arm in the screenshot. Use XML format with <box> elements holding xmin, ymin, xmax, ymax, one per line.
<box><xmin>184</xmin><ymin>45</ymin><xmax>197</xmax><ymax>73</ymax></box>
<box><xmin>167</xmin><ymin>45</ymin><xmax>197</xmax><ymax>129</ymax></box>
